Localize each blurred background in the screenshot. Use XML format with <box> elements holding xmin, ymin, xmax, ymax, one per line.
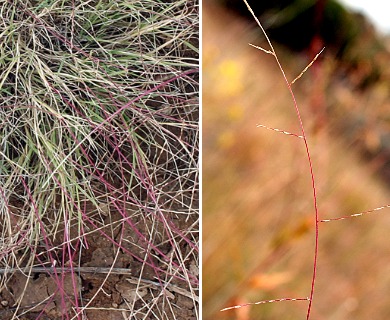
<box><xmin>203</xmin><ymin>0</ymin><xmax>390</xmax><ymax>319</ymax></box>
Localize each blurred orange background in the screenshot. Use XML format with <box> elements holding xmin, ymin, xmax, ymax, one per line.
<box><xmin>203</xmin><ymin>2</ymin><xmax>390</xmax><ymax>319</ymax></box>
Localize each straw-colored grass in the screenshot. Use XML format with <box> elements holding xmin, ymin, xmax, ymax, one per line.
<box><xmin>0</xmin><ymin>1</ymin><xmax>198</xmax><ymax>319</ymax></box>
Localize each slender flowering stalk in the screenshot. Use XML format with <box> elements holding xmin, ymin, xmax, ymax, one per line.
<box><xmin>241</xmin><ymin>1</ymin><xmax>321</xmax><ymax>318</ymax></box>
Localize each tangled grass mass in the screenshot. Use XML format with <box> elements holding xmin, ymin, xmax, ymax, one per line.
<box><xmin>0</xmin><ymin>1</ymin><xmax>199</xmax><ymax>319</ymax></box>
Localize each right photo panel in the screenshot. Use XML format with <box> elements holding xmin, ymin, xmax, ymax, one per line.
<box><xmin>203</xmin><ymin>1</ymin><xmax>390</xmax><ymax>319</ymax></box>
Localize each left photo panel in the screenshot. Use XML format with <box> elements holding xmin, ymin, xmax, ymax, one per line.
<box><xmin>0</xmin><ymin>1</ymin><xmax>199</xmax><ymax>319</ymax></box>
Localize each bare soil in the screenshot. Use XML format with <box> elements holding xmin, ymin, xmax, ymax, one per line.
<box><xmin>1</xmin><ymin>195</ymin><xmax>198</xmax><ymax>319</ymax></box>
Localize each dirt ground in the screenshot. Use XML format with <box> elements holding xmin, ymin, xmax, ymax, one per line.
<box><xmin>0</xmin><ymin>195</ymin><xmax>198</xmax><ymax>319</ymax></box>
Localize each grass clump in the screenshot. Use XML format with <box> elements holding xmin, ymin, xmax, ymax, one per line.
<box><xmin>0</xmin><ymin>0</ymin><xmax>198</xmax><ymax>319</ymax></box>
